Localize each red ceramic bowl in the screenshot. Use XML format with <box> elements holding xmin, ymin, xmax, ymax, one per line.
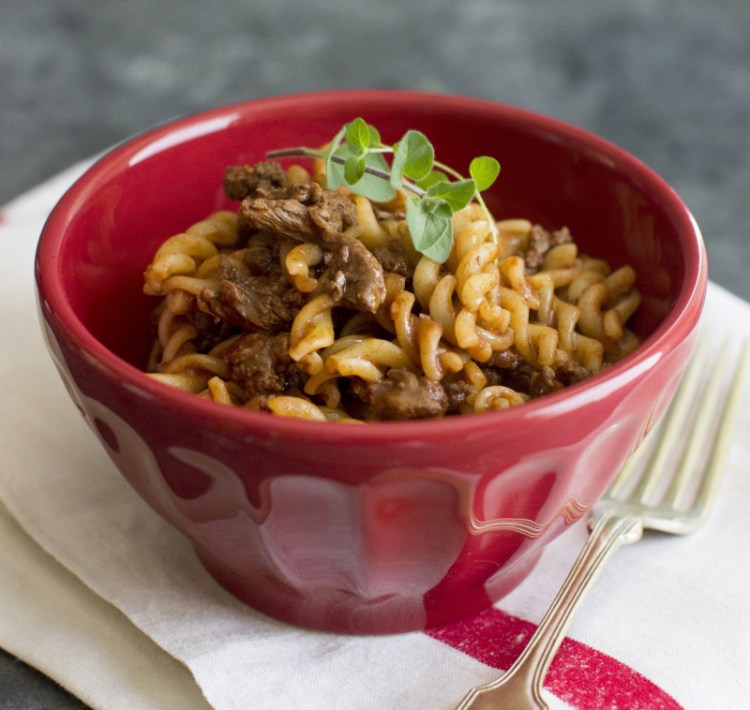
<box><xmin>35</xmin><ymin>90</ymin><xmax>707</xmax><ymax>634</ymax></box>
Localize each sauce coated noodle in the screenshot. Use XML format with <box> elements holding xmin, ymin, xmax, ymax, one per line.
<box><xmin>143</xmin><ymin>160</ymin><xmax>641</xmax><ymax>422</ymax></box>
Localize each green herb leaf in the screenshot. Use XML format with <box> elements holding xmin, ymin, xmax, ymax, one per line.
<box><xmin>345</xmin><ymin>117</ymin><xmax>371</xmax><ymax>150</ymax></box>
<box><xmin>416</xmin><ymin>170</ymin><xmax>449</xmax><ymax>191</ymax></box>
<box><xmin>469</xmin><ymin>156</ymin><xmax>501</xmax><ymax>192</ymax></box>
<box><xmin>344</xmin><ymin>155</ymin><xmax>366</xmax><ymax>184</ymax></box>
<box><xmin>427</xmin><ymin>178</ymin><xmax>477</xmax><ymax>213</ymax></box>
<box><xmin>391</xmin><ymin>130</ymin><xmax>434</xmax><ymax>188</ymax></box>
<box><xmin>367</xmin><ymin>124</ymin><xmax>383</xmax><ymax>148</ymax></box>
<box><xmin>268</xmin><ymin>120</ymin><xmax>501</xmax><ymax>258</ymax></box>
<box><xmin>406</xmin><ymin>197</ymin><xmax>453</xmax><ymax>263</ymax></box>
<box><xmin>329</xmin><ymin>142</ymin><xmax>396</xmax><ymax>202</ymax></box>
<box><xmin>324</xmin><ymin>126</ymin><xmax>349</xmax><ymax>191</ymax></box>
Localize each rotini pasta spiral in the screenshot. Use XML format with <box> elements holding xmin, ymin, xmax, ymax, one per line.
<box><xmin>143</xmin><ymin>158</ymin><xmax>641</xmax><ymax>422</ymax></box>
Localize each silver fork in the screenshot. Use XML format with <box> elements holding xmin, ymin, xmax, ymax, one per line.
<box><xmin>457</xmin><ymin>336</ymin><xmax>749</xmax><ymax>710</ymax></box>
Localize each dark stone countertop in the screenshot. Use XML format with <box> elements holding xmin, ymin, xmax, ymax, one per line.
<box><xmin>1</xmin><ymin>1</ymin><xmax>749</xmax><ymax>707</ymax></box>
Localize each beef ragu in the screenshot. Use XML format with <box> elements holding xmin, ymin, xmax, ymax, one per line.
<box><xmin>143</xmin><ymin>158</ymin><xmax>641</xmax><ymax>422</ymax></box>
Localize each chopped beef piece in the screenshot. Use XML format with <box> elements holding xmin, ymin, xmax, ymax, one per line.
<box><xmin>529</xmin><ymin>365</ymin><xmax>564</xmax><ymax>397</ymax></box>
<box><xmin>527</xmin><ymin>360</ymin><xmax>590</xmax><ymax>398</ymax></box>
<box><xmin>480</xmin><ymin>348</ymin><xmax>524</xmax><ymax>389</ymax></box>
<box><xmin>480</xmin><ymin>351</ymin><xmax>591</xmax><ymax>399</ymax></box>
<box><xmin>299</xmin><ymin>183</ymin><xmax>358</xmax><ymax>241</ymax></box>
<box><xmin>187</xmin><ymin>310</ymin><xmax>239</xmax><ymax>352</ymax></box>
<box><xmin>240</xmin><ymin>181</ymin><xmax>358</xmax><ymax>244</ymax></box>
<box><xmin>478</xmin><ymin>365</ymin><xmax>504</xmax><ymax>388</ymax></box>
<box><xmin>372</xmin><ymin>245</ymin><xmax>413</xmax><ymax>278</ymax></box>
<box><xmin>222</xmin><ymin>332</ymin><xmax>306</xmax><ymax>398</ymax></box>
<box><xmin>223</xmin><ymin>161</ymin><xmax>289</xmax><ymax>201</ymax></box>
<box><xmin>352</xmin><ymin>368</ymin><xmax>448</xmax><ymax>420</ymax></box>
<box><xmin>485</xmin><ymin>360</ymin><xmax>535</xmax><ymax>394</ymax></box>
<box><xmin>507</xmin><ymin>363</ymin><xmax>533</xmax><ymax>393</ymax></box>
<box><xmin>238</xmin><ymin>181</ymin><xmax>382</xmax><ymax>311</ymax></box>
<box><xmin>487</xmin><ymin>348</ymin><xmax>521</xmax><ymax>369</ymax></box>
<box><xmin>523</xmin><ymin>225</ymin><xmax>551</xmax><ymax>271</ymax></box>
<box><xmin>240</xmin><ymin>195</ymin><xmax>317</xmax><ymax>242</ymax></box>
<box><xmin>241</xmin><ymin>232</ymin><xmax>282</xmax><ymax>277</ymax></box>
<box><xmin>198</xmin><ymin>255</ymin><xmax>305</xmax><ymax>332</ymax></box>
<box><xmin>523</xmin><ymin>225</ymin><xmax>573</xmax><ymax>272</ymax></box>
<box><xmin>288</xmin><ymin>181</ymin><xmax>323</xmax><ymax>203</ymax></box>
<box><xmin>319</xmin><ymin>235</ymin><xmax>386</xmax><ymax>313</ymax></box>
<box><xmin>555</xmin><ymin>359</ymin><xmax>591</xmax><ymax>387</ymax></box>
<box><xmin>481</xmin><ymin>348</ymin><xmax>567</xmax><ymax>396</ymax></box>
<box><xmin>442</xmin><ymin>377</ymin><xmax>475</xmax><ymax>414</ymax></box>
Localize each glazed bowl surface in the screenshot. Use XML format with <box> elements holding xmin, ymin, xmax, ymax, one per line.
<box><xmin>35</xmin><ymin>90</ymin><xmax>707</xmax><ymax>634</ymax></box>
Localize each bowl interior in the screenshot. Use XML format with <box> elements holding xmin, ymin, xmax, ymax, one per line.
<box><xmin>43</xmin><ymin>91</ymin><xmax>699</xmax><ymax>380</ymax></box>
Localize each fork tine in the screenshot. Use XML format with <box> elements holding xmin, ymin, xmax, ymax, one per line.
<box><xmin>675</xmin><ymin>340</ymin><xmax>749</xmax><ymax>530</ymax></box>
<box><xmin>611</xmin><ymin>335</ymin><xmax>711</xmax><ymax>503</ymax></box>
<box><xmin>659</xmin><ymin>338</ymin><xmax>734</xmax><ymax>510</ymax></box>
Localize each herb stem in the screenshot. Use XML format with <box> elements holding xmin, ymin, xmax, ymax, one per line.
<box><xmin>433</xmin><ymin>160</ymin><xmax>464</xmax><ymax>182</ymax></box>
<box><xmin>434</xmin><ymin>161</ymin><xmax>498</xmax><ymax>242</ymax></box>
<box><xmin>265</xmin><ymin>147</ymin><xmax>321</xmax><ymax>159</ymax></box>
<box><xmin>265</xmin><ymin>147</ymin><xmax>426</xmax><ymax>198</ymax></box>
<box><xmin>475</xmin><ymin>192</ymin><xmax>500</xmax><ymax>241</ymax></box>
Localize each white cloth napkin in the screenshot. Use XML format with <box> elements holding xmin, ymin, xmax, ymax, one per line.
<box><xmin>1</xmin><ymin>163</ymin><xmax>749</xmax><ymax>710</ymax></box>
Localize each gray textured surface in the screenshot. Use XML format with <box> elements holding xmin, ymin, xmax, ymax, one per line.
<box><xmin>1</xmin><ymin>1</ymin><xmax>748</xmax><ymax>707</ymax></box>
<box><xmin>2</xmin><ymin>0</ymin><xmax>749</xmax><ymax>305</ymax></box>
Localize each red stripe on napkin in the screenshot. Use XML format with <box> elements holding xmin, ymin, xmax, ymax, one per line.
<box><xmin>428</xmin><ymin>608</ymin><xmax>683</xmax><ymax>709</ymax></box>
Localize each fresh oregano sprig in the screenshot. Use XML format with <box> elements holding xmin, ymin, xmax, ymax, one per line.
<box><xmin>266</xmin><ymin>117</ymin><xmax>501</xmax><ymax>263</ymax></box>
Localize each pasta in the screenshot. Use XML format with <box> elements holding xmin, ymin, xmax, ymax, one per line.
<box><xmin>143</xmin><ymin>159</ymin><xmax>641</xmax><ymax>422</ymax></box>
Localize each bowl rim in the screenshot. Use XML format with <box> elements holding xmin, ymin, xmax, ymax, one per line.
<box><xmin>35</xmin><ymin>89</ymin><xmax>708</xmax><ymax>443</ymax></box>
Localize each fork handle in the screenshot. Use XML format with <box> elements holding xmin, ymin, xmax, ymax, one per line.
<box><xmin>457</xmin><ymin>510</ymin><xmax>644</xmax><ymax>710</ymax></box>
